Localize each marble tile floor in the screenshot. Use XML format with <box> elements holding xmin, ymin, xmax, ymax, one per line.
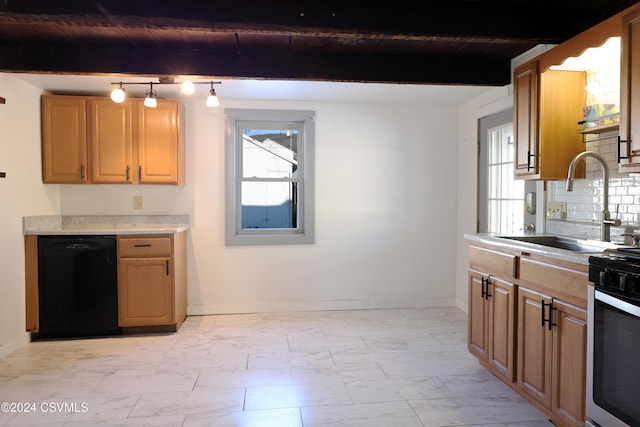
<box><xmin>0</xmin><ymin>307</ymin><xmax>552</xmax><ymax>427</ymax></box>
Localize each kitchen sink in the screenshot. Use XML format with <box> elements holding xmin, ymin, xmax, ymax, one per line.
<box><xmin>497</xmin><ymin>235</ymin><xmax>620</xmax><ymax>253</ymax></box>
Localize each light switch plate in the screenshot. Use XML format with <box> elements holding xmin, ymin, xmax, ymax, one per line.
<box><xmin>547</xmin><ymin>201</ymin><xmax>567</xmax><ymax>220</ymax></box>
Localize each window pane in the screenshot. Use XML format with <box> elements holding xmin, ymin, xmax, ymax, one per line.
<box><xmin>486</xmin><ymin>124</ymin><xmax>524</xmax><ymax>234</ymax></box>
<box><xmin>242</xmin><ymin>129</ymin><xmax>298</xmax><ymax>179</ymax></box>
<box><xmin>241</xmin><ymin>181</ymin><xmax>297</xmax><ymax>229</ymax></box>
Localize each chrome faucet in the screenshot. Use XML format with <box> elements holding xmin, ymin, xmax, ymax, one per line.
<box><xmin>566</xmin><ymin>151</ymin><xmax>621</xmax><ymax>242</ymax></box>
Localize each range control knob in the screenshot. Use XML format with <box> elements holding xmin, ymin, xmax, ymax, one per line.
<box><xmin>599</xmin><ymin>269</ymin><xmax>618</xmax><ymax>288</ymax></box>
<box><xmin>620</xmin><ymin>274</ymin><xmax>640</xmax><ymax>293</ymax></box>
<box><xmin>620</xmin><ymin>274</ymin><xmax>628</xmax><ymax>292</ymax></box>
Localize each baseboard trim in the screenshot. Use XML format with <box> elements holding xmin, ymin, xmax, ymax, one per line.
<box><xmin>187</xmin><ymin>298</ymin><xmax>457</xmax><ymax>316</ymax></box>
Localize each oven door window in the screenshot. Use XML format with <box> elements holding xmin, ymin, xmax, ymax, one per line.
<box><xmin>594</xmin><ymin>292</ymin><xmax>640</xmax><ymax>426</ymax></box>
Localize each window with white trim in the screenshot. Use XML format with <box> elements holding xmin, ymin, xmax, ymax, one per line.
<box><xmin>225</xmin><ymin>109</ymin><xmax>315</xmax><ymax>245</ymax></box>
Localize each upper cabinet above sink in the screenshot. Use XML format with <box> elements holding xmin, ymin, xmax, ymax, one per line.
<box><xmin>513</xmin><ymin>12</ymin><xmax>624</xmax><ymax>180</ymax></box>
<box><xmin>514</xmin><ymin>61</ymin><xmax>586</xmax><ymax>180</ymax></box>
<box><xmin>619</xmin><ymin>7</ymin><xmax>640</xmax><ymax>173</ymax></box>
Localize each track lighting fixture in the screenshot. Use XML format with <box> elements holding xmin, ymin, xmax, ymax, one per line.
<box><xmin>110</xmin><ymin>83</ymin><xmax>126</xmax><ymax>103</ymax></box>
<box><xmin>110</xmin><ymin>80</ymin><xmax>222</xmax><ymax>107</ymax></box>
<box><xmin>144</xmin><ymin>83</ymin><xmax>157</xmax><ymax>108</ymax></box>
<box><xmin>206</xmin><ymin>82</ymin><xmax>219</xmax><ymax>107</ymax></box>
<box><xmin>180</xmin><ymin>81</ymin><xmax>195</xmax><ymax>95</ymax></box>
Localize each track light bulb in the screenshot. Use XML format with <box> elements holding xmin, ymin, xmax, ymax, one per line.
<box><xmin>206</xmin><ymin>88</ymin><xmax>219</xmax><ymax>107</ymax></box>
<box><xmin>111</xmin><ymin>84</ymin><xmax>126</xmax><ymax>103</ymax></box>
<box><xmin>180</xmin><ymin>81</ymin><xmax>195</xmax><ymax>95</ymax></box>
<box><xmin>144</xmin><ymin>84</ymin><xmax>157</xmax><ymax>108</ymax></box>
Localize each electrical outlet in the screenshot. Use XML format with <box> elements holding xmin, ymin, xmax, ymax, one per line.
<box><xmin>546</xmin><ymin>201</ymin><xmax>567</xmax><ymax>220</ymax></box>
<box><xmin>133</xmin><ymin>195</ymin><xmax>144</xmax><ymax>210</ymax></box>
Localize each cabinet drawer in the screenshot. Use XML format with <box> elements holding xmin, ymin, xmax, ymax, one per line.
<box><xmin>469</xmin><ymin>245</ymin><xmax>517</xmax><ymax>280</ymax></box>
<box><xmin>118</xmin><ymin>236</ymin><xmax>172</xmax><ymax>258</ymax></box>
<box><xmin>519</xmin><ymin>257</ymin><xmax>588</xmax><ymax>301</ymax></box>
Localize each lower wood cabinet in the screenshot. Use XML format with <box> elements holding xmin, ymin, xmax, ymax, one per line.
<box><xmin>517</xmin><ymin>286</ymin><xmax>588</xmax><ymax>427</ymax></box>
<box><xmin>468</xmin><ymin>242</ymin><xmax>588</xmax><ymax>427</ymax></box>
<box><xmin>468</xmin><ymin>270</ymin><xmax>516</xmax><ymax>382</ymax></box>
<box><xmin>117</xmin><ymin>233</ymin><xmax>187</xmax><ymax>331</ymax></box>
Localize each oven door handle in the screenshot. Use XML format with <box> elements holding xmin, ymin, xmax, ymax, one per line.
<box><xmin>595</xmin><ymin>289</ymin><xmax>640</xmax><ymax>317</ymax></box>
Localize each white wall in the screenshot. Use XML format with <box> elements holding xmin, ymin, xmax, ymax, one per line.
<box><xmin>61</xmin><ymin>97</ymin><xmax>461</xmax><ymax>313</ymax></box>
<box><xmin>0</xmin><ymin>74</ymin><xmax>499</xmax><ymax>356</ymax></box>
<box><xmin>455</xmin><ymin>86</ymin><xmax>513</xmax><ymax>311</ymax></box>
<box><xmin>0</xmin><ymin>75</ymin><xmax>60</xmax><ymax>357</ymax></box>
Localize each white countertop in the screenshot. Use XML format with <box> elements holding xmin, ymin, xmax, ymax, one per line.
<box><xmin>464</xmin><ymin>233</ymin><xmax>621</xmax><ymax>265</ymax></box>
<box><xmin>23</xmin><ymin>215</ymin><xmax>190</xmax><ymax>236</ymax></box>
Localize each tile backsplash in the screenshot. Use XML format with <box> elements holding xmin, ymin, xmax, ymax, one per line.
<box><xmin>547</xmin><ymin>130</ymin><xmax>640</xmax><ymax>242</ymax></box>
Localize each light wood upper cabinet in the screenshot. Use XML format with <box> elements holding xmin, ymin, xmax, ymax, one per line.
<box><xmin>514</xmin><ymin>61</ymin><xmax>538</xmax><ymax>178</ymax></box>
<box><xmin>619</xmin><ymin>7</ymin><xmax>640</xmax><ymax>172</ymax></box>
<box><xmin>41</xmin><ymin>95</ymin><xmax>184</xmax><ymax>185</ymax></box>
<box><xmin>514</xmin><ymin>62</ymin><xmax>586</xmax><ymax>180</ymax></box>
<box><xmin>41</xmin><ymin>96</ymin><xmax>88</xmax><ymax>183</ymax></box>
<box><xmin>137</xmin><ymin>100</ymin><xmax>183</xmax><ymax>185</ymax></box>
<box><xmin>90</xmin><ymin>98</ymin><xmax>134</xmax><ymax>183</ymax></box>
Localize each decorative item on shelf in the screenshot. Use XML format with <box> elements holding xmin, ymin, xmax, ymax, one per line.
<box><xmin>110</xmin><ymin>79</ymin><xmax>222</xmax><ymax>108</ymax></box>
<box><xmin>581</xmin><ymin>103</ymin><xmax>620</xmax><ymax>129</ymax></box>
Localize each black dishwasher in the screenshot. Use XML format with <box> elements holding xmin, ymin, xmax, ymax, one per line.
<box><xmin>35</xmin><ymin>235</ymin><xmax>121</xmax><ymax>339</ymax></box>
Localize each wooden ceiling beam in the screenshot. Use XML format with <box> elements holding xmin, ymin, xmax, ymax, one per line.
<box><xmin>3</xmin><ymin>0</ymin><xmax>633</xmax><ymax>42</ymax></box>
<box><xmin>0</xmin><ymin>43</ymin><xmax>511</xmax><ymax>85</ymax></box>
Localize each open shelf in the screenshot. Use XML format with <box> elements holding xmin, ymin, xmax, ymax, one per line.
<box><xmin>577</xmin><ymin>123</ymin><xmax>619</xmax><ymax>134</ymax></box>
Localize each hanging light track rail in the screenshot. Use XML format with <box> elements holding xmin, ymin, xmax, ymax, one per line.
<box><xmin>110</xmin><ymin>80</ymin><xmax>221</xmax><ymax>107</ymax></box>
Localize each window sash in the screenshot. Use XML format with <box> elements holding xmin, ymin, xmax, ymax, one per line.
<box><xmin>235</xmin><ymin>121</ymin><xmax>305</xmax><ymax>234</ymax></box>
<box><xmin>225</xmin><ymin>108</ymin><xmax>315</xmax><ymax>245</ymax></box>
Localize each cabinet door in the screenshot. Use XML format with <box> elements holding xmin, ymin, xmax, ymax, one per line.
<box><xmin>118</xmin><ymin>258</ymin><xmax>174</xmax><ymax>327</ymax></box>
<box><xmin>488</xmin><ymin>277</ymin><xmax>515</xmax><ymax>382</ymax></box>
<box><xmin>620</xmin><ymin>8</ymin><xmax>640</xmax><ymax>172</ymax></box>
<box><xmin>538</xmin><ymin>70</ymin><xmax>586</xmax><ymax>180</ymax></box>
<box><xmin>514</xmin><ymin>60</ymin><xmax>538</xmax><ymax>178</ymax></box>
<box><xmin>137</xmin><ymin>100</ymin><xmax>183</xmax><ymax>184</ymax></box>
<box><xmin>517</xmin><ymin>286</ymin><xmax>553</xmax><ymax>408</ymax></box>
<box><xmin>468</xmin><ymin>270</ymin><xmax>488</xmax><ymax>361</ymax></box>
<box><xmin>551</xmin><ymin>299</ymin><xmax>587</xmax><ymax>427</ymax></box>
<box><xmin>90</xmin><ymin>99</ymin><xmax>134</xmax><ymax>183</ymax></box>
<box><xmin>41</xmin><ymin>96</ymin><xmax>88</xmax><ymax>183</ymax></box>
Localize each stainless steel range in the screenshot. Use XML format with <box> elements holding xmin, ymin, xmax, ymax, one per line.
<box><xmin>587</xmin><ymin>248</ymin><xmax>640</xmax><ymax>427</ymax></box>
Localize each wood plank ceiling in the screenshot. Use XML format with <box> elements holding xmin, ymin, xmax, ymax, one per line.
<box><xmin>0</xmin><ymin>0</ymin><xmax>637</xmax><ymax>86</ymax></box>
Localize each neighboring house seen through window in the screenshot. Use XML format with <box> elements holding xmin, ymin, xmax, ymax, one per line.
<box><xmin>225</xmin><ymin>109</ymin><xmax>315</xmax><ymax>245</ymax></box>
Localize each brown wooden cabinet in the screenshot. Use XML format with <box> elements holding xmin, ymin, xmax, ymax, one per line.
<box><xmin>467</xmin><ymin>240</ymin><xmax>589</xmax><ymax>427</ymax></box>
<box><xmin>41</xmin><ymin>96</ymin><xmax>88</xmax><ymax>183</ymax></box>
<box><xmin>517</xmin><ymin>285</ymin><xmax>553</xmax><ymax>408</ymax></box>
<box><xmin>117</xmin><ymin>233</ymin><xmax>187</xmax><ymax>330</ymax></box>
<box><xmin>90</xmin><ymin>98</ymin><xmax>134</xmax><ymax>183</ymax></box>
<box><xmin>552</xmin><ymin>299</ymin><xmax>588</xmax><ymax>427</ymax></box>
<box><xmin>137</xmin><ymin>100</ymin><xmax>182</xmax><ymax>184</ymax></box>
<box><xmin>42</xmin><ymin>95</ymin><xmax>184</xmax><ymax>185</ymax></box>
<box><xmin>517</xmin><ymin>255</ymin><xmax>588</xmax><ymax>427</ymax></box>
<box><xmin>468</xmin><ymin>244</ymin><xmax>517</xmax><ymax>382</ymax></box>
<box><xmin>513</xmin><ymin>62</ymin><xmax>586</xmax><ymax>180</ymax></box>
<box><xmin>514</xmin><ymin>61</ymin><xmax>538</xmax><ymax>178</ymax></box>
<box><xmin>619</xmin><ymin>6</ymin><xmax>640</xmax><ymax>172</ymax></box>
